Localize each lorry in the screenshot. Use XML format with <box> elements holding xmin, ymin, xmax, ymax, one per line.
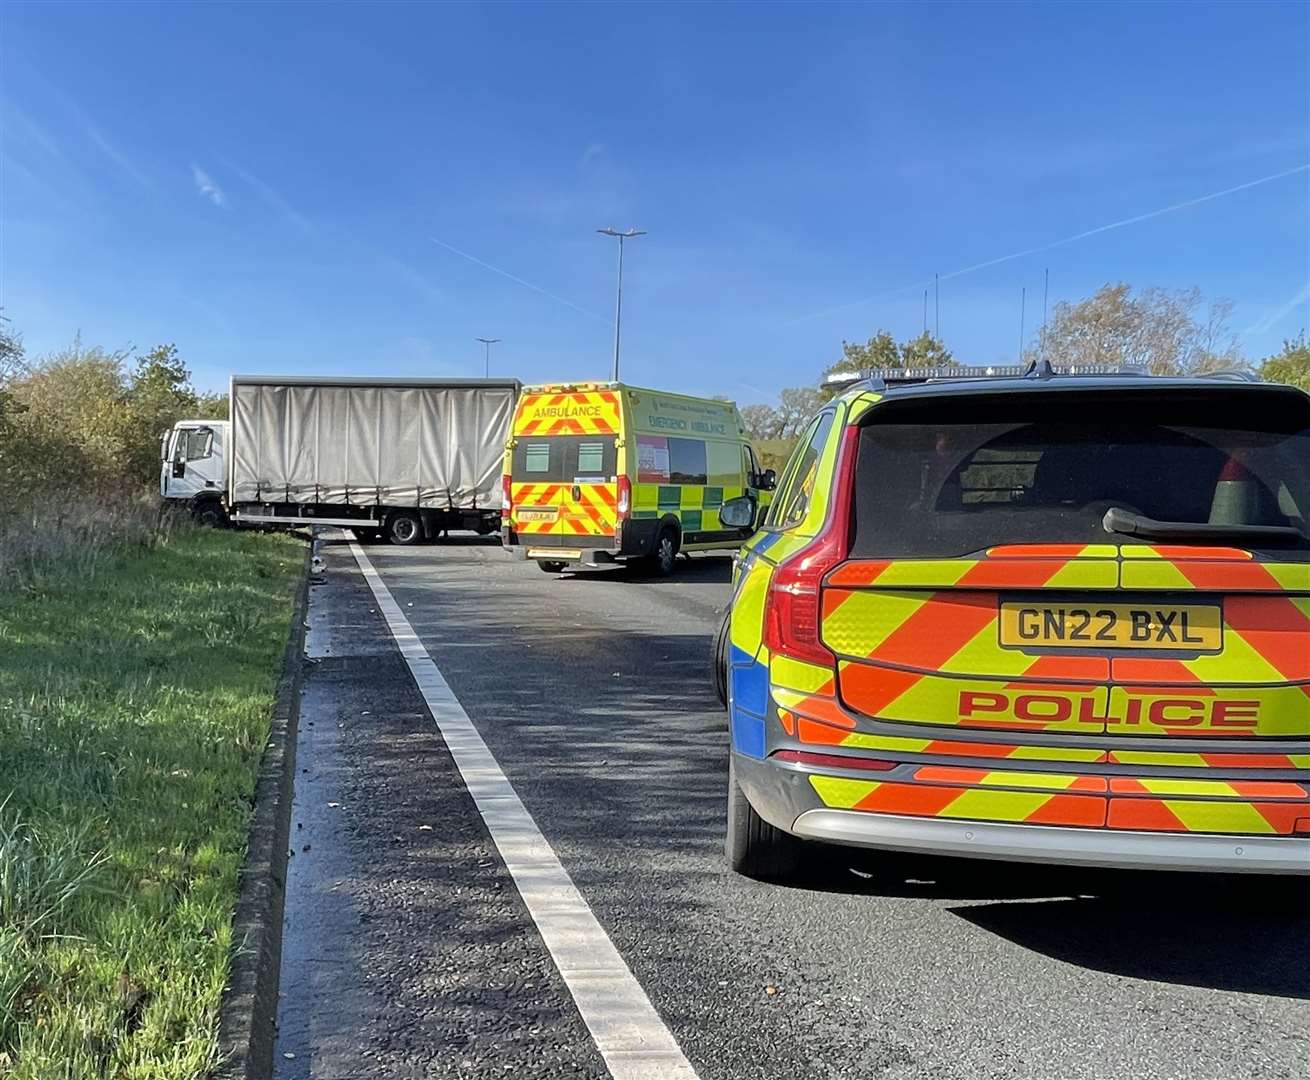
<box><xmin>161</xmin><ymin>376</ymin><xmax>520</xmax><ymax>543</ymax></box>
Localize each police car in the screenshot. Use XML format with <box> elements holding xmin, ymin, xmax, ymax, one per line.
<box><xmin>714</xmin><ymin>363</ymin><xmax>1310</xmax><ymax>881</ymax></box>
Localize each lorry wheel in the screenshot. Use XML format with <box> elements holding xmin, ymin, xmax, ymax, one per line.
<box><xmin>712</xmin><ymin>610</ymin><xmax>730</xmax><ymax>710</ymax></box>
<box><xmin>192</xmin><ymin>500</ymin><xmax>228</xmax><ymax>528</ymax></box>
<box><xmin>388</xmin><ymin>511</ymin><xmax>423</xmax><ymax>546</ymax></box>
<box><xmin>538</xmin><ymin>560</ymin><xmax>567</xmax><ymax>574</ymax></box>
<box><xmin>726</xmin><ymin>757</ymin><xmax>805</xmax><ymax>882</ymax></box>
<box><xmin>646</xmin><ymin>525</ymin><xmax>679</xmax><ymax>577</ymax></box>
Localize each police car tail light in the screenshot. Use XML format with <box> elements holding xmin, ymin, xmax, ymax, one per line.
<box><xmin>501</xmin><ymin>473</ymin><xmax>513</xmax><ymax>521</ymax></box>
<box><xmin>762</xmin><ymin>426</ymin><xmax>859</xmax><ymax>667</ymax></box>
<box><xmin>616</xmin><ymin>475</ymin><xmax>631</xmax><ymax>521</ymax></box>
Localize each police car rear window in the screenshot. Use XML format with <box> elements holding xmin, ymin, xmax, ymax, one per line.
<box><xmin>850</xmin><ymin>390</ymin><xmax>1310</xmax><ymax>559</ymax></box>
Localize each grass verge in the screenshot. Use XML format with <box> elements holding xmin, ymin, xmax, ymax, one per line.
<box><xmin>0</xmin><ymin>527</ymin><xmax>304</xmax><ymax>1078</ymax></box>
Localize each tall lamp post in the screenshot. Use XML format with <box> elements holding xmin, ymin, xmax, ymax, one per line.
<box><xmin>596</xmin><ymin>227</ymin><xmax>645</xmax><ymax>381</ymax></box>
<box><xmin>475</xmin><ymin>337</ymin><xmax>501</xmax><ymax>377</ymax></box>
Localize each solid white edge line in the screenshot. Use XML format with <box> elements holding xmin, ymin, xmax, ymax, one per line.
<box><xmin>349</xmin><ymin>543</ymin><xmax>700</xmax><ymax>1080</ymax></box>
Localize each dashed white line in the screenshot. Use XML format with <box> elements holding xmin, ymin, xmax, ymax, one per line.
<box><xmin>349</xmin><ymin>542</ymin><xmax>700</xmax><ymax>1080</ymax></box>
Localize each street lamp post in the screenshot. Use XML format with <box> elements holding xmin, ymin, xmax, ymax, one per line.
<box><xmin>475</xmin><ymin>337</ymin><xmax>501</xmax><ymax>378</ymax></box>
<box><xmin>596</xmin><ymin>227</ymin><xmax>645</xmax><ymax>381</ymax></box>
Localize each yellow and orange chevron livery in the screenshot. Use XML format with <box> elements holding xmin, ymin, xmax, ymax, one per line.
<box><xmin>818</xmin><ymin>545</ymin><xmax>1310</xmax><ymax>738</ymax></box>
<box><xmin>807</xmin><ymin>770</ymin><xmax>1310</xmax><ymax>835</ymax></box>
<box><xmin>511</xmin><ymin>482</ymin><xmax>618</xmax><ymax>537</ymax></box>
<box><xmin>515</xmin><ymin>389</ymin><xmax>622</xmax><ymax>436</ymax></box>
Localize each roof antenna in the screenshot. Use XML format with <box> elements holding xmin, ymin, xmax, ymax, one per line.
<box><xmin>934</xmin><ymin>273</ymin><xmax>940</xmax><ymax>340</ymax></box>
<box><xmin>1040</xmin><ymin>268</ymin><xmax>1050</xmax><ymax>359</ymax></box>
<box><xmin>922</xmin><ymin>289</ymin><xmax>928</xmax><ymax>336</ymax></box>
<box><xmin>1018</xmin><ymin>286</ymin><xmax>1026</xmax><ymax>362</ymax></box>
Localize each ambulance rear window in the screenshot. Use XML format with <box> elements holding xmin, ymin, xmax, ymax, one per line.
<box><xmin>513</xmin><ymin>435</ymin><xmax>617</xmax><ymax>482</ymax></box>
<box><xmin>850</xmin><ymin>389</ymin><xmax>1310</xmax><ymax>559</ymax></box>
<box><xmin>524</xmin><ymin>444</ymin><xmax>551</xmax><ymax>473</ymax></box>
<box><xmin>577</xmin><ymin>441</ymin><xmax>606</xmax><ymax>473</ymax></box>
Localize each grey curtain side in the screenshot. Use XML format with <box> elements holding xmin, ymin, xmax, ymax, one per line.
<box><xmin>229</xmin><ymin>382</ymin><xmax>515</xmax><ymax>509</ymax></box>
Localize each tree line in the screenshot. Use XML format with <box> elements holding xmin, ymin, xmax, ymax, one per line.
<box><xmin>0</xmin><ymin>319</ymin><xmax>224</xmax><ymax>517</ymax></box>
<box><xmin>741</xmin><ymin>282</ymin><xmax>1310</xmax><ymax>469</ymax></box>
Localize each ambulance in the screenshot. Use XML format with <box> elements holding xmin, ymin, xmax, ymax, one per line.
<box><xmin>716</xmin><ymin>364</ymin><xmax>1310</xmax><ymax>881</ymax></box>
<box><xmin>501</xmin><ymin>382</ymin><xmax>775</xmax><ymax>574</ymax></box>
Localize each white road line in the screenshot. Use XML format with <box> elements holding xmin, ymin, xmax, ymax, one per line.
<box><xmin>349</xmin><ymin>543</ymin><xmax>700</xmax><ymax>1080</ymax></box>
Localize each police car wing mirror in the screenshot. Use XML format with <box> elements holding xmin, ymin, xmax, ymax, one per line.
<box><xmin>720</xmin><ymin>495</ymin><xmax>756</xmax><ymax>529</ymax></box>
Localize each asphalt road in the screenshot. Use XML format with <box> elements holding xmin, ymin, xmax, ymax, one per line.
<box><xmin>274</xmin><ymin>535</ymin><xmax>1310</xmax><ymax>1080</ymax></box>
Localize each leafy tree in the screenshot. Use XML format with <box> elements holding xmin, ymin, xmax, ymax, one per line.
<box><xmin>194</xmin><ymin>391</ymin><xmax>229</xmax><ymax>419</ymax></box>
<box><xmin>1038</xmin><ymin>283</ymin><xmax>1245</xmax><ymax>375</ymax></box>
<box><xmin>1258</xmin><ymin>333</ymin><xmax>1310</xmax><ymax>393</ymax></box>
<box><xmin>0</xmin><ymin>315</ymin><xmax>23</xmax><ymax>427</ymax></box>
<box><xmin>777</xmin><ymin>386</ymin><xmax>824</xmax><ymax>437</ymax></box>
<box><xmin>124</xmin><ymin>344</ymin><xmax>200</xmax><ymax>483</ymax></box>
<box><xmin>740</xmin><ymin>402</ymin><xmax>783</xmax><ymax>442</ymax></box>
<box><xmin>899</xmin><ymin>331</ymin><xmax>955</xmax><ymax>368</ymax></box>
<box><xmin>5</xmin><ymin>341</ymin><xmax>132</xmax><ymax>496</ymax></box>
<box><xmin>836</xmin><ymin>331</ymin><xmax>900</xmax><ymax>373</ymax></box>
<box><xmin>818</xmin><ymin>330</ymin><xmax>954</xmax><ymax>401</ymax></box>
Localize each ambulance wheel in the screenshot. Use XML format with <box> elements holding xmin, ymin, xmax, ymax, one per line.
<box><xmin>646</xmin><ymin>525</ymin><xmax>679</xmax><ymax>577</ymax></box>
<box><xmin>387</xmin><ymin>511</ymin><xmax>423</xmax><ymax>546</ymax></box>
<box><xmin>712</xmin><ymin>610</ymin><xmax>730</xmax><ymax>710</ymax></box>
<box><xmin>538</xmin><ymin>560</ymin><xmax>567</xmax><ymax>574</ymax></box>
<box><xmin>726</xmin><ymin>757</ymin><xmax>804</xmax><ymax>882</ymax></box>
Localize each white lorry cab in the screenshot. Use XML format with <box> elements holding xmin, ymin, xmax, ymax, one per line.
<box><xmin>161</xmin><ymin>419</ymin><xmax>230</xmax><ymax>526</ymax></box>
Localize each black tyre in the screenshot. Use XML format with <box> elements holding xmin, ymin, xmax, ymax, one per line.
<box><xmin>388</xmin><ymin>511</ymin><xmax>424</xmax><ymax>546</ymax></box>
<box><xmin>645</xmin><ymin>524</ymin><xmax>679</xmax><ymax>577</ymax></box>
<box><xmin>726</xmin><ymin>756</ymin><xmax>805</xmax><ymax>882</ymax></box>
<box><xmin>192</xmin><ymin>500</ymin><xmax>228</xmax><ymax>528</ymax></box>
<box><xmin>712</xmin><ymin>609</ymin><xmax>730</xmax><ymax>710</ymax></box>
<box><xmin>538</xmin><ymin>560</ymin><xmax>568</xmax><ymax>573</ymax></box>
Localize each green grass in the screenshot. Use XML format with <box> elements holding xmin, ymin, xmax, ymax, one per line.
<box><xmin>0</xmin><ymin>528</ymin><xmax>304</xmax><ymax>1078</ymax></box>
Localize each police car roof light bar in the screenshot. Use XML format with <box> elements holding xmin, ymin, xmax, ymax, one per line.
<box><xmin>824</xmin><ymin>362</ymin><xmax>1148</xmax><ymax>392</ymax></box>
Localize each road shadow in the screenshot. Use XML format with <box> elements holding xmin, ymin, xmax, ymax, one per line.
<box><xmin>770</xmin><ymin>847</ymin><xmax>1310</xmax><ymax>998</ymax></box>
<box><xmin>318</xmin><ymin>531</ymin><xmax>503</xmax><ymax>549</ymax></box>
<box><xmin>953</xmin><ymin>880</ymin><xmax>1310</xmax><ymax>998</ymax></box>
<box><xmin>556</xmin><ymin>553</ymin><xmax>733</xmax><ymax>586</ymax></box>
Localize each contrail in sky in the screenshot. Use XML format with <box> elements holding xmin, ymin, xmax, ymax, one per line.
<box><xmin>783</xmin><ymin>162</ymin><xmax>1310</xmax><ymax>326</ymax></box>
<box><xmin>430</xmin><ymin>237</ymin><xmax>611</xmax><ymax>324</ymax></box>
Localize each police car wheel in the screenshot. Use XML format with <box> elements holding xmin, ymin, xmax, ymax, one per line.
<box><xmin>726</xmin><ymin>757</ymin><xmax>804</xmax><ymax>881</ymax></box>
<box><xmin>538</xmin><ymin>560</ymin><xmax>567</xmax><ymax>573</ymax></box>
<box><xmin>712</xmin><ymin>610</ymin><xmax>730</xmax><ymax>709</ymax></box>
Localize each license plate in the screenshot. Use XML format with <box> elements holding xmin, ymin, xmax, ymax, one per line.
<box><xmin>527</xmin><ymin>548</ymin><xmax>580</xmax><ymax>560</ymax></box>
<box><xmin>999</xmin><ymin>601</ymin><xmax>1223</xmax><ymax>652</ymax></box>
<box><xmin>516</xmin><ymin>507</ymin><xmax>558</xmax><ymax>522</ymax></box>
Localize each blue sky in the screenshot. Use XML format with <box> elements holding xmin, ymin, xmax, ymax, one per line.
<box><xmin>2</xmin><ymin>1</ymin><xmax>1307</xmax><ymax>402</ymax></box>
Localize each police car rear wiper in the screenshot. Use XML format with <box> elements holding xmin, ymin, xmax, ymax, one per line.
<box><xmin>1102</xmin><ymin>506</ymin><xmax>1305</xmax><ymax>543</ymax></box>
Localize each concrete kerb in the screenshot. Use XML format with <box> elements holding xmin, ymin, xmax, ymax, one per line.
<box><xmin>216</xmin><ymin>535</ymin><xmax>316</xmax><ymax>1080</ymax></box>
